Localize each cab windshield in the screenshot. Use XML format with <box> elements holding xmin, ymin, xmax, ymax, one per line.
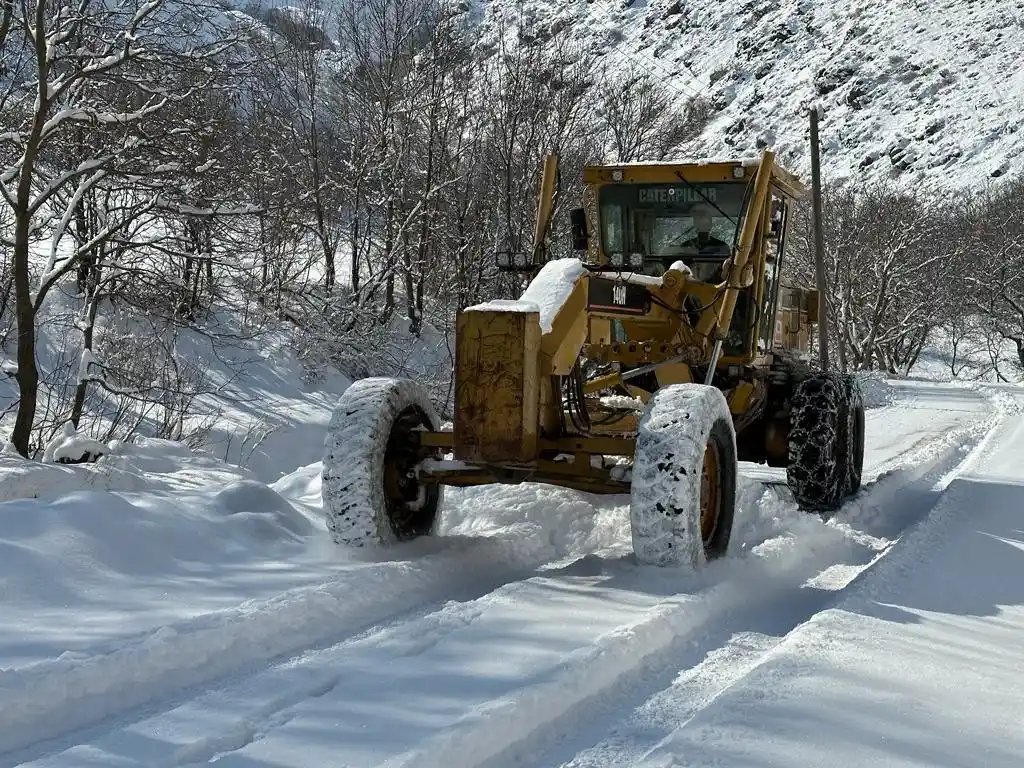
<box><xmin>599</xmin><ymin>182</ymin><xmax>748</xmax><ymax>280</ymax></box>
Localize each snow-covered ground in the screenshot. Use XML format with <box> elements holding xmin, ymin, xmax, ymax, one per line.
<box><xmin>2</xmin><ymin>377</ymin><xmax>1020</xmax><ymax>767</ymax></box>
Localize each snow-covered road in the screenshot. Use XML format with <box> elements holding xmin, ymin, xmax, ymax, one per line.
<box><xmin>5</xmin><ymin>381</ymin><xmax>1020</xmax><ymax>768</ymax></box>
<box><xmin>575</xmin><ymin>390</ymin><xmax>1024</xmax><ymax>768</ymax></box>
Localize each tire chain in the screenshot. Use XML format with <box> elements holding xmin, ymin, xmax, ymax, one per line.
<box><xmin>786</xmin><ymin>373</ymin><xmax>845</xmax><ymax>511</ymax></box>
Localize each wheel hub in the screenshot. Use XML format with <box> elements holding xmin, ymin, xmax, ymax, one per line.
<box><xmin>383</xmin><ymin>406</ymin><xmax>439</xmax><ymax>538</ymax></box>
<box><xmin>700</xmin><ymin>441</ymin><xmax>721</xmax><ymax>545</ymax></box>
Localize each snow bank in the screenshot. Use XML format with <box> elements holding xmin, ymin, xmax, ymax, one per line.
<box><xmin>214</xmin><ymin>480</ymin><xmax>314</xmax><ymax>540</ymax></box>
<box><xmin>270</xmin><ymin>461</ymin><xmax>325</xmax><ymax>519</ymax></box>
<box><xmin>41</xmin><ymin>422</ymin><xmax>108</xmax><ymax>464</ymax></box>
<box><xmin>0</xmin><ymin>436</ymin><xmax>215</xmax><ymax>506</ymax></box>
<box><xmin>0</xmin><ymin>455</ymin><xmax>87</xmax><ymax>503</ymax></box>
<box><xmin>0</xmin><ymin>436</ymin><xmax>333</xmax><ymax>673</ymax></box>
<box><xmin>854</xmin><ymin>372</ymin><xmax>896</xmax><ymax>409</ymax></box>
<box><xmin>170</xmin><ymin>320</ymin><xmax>352</xmax><ymax>481</ymax></box>
<box><xmin>439</xmin><ymin>481</ymin><xmax>630</xmax><ymax>560</ymax></box>
<box><xmin>0</xmin><ymin>298</ymin><xmax>353</xmax><ymax>483</ymax></box>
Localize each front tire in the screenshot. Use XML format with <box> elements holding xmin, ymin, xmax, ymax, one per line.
<box><xmin>630</xmin><ymin>384</ymin><xmax>737</xmax><ymax>568</ymax></box>
<box><xmin>322</xmin><ymin>377</ymin><xmax>443</xmax><ymax>547</ymax></box>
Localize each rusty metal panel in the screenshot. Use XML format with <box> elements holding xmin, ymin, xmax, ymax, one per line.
<box><xmin>454</xmin><ymin>309</ymin><xmax>540</xmax><ymax>464</ymax></box>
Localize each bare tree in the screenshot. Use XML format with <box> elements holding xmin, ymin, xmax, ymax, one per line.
<box><xmin>255</xmin><ymin>0</ymin><xmax>345</xmax><ymax>294</ymax></box>
<box><xmin>595</xmin><ymin>71</ymin><xmax>711</xmax><ymax>162</ymax></box>
<box><xmin>961</xmin><ymin>178</ymin><xmax>1024</xmax><ymax>373</ymax></box>
<box><xmin>0</xmin><ymin>0</ymin><xmax>238</xmax><ymax>455</ymax></box>
<box><xmin>788</xmin><ymin>183</ymin><xmax>955</xmax><ymax>374</ymax></box>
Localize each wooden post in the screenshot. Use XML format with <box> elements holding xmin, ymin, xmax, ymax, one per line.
<box><xmin>809</xmin><ymin>107</ymin><xmax>830</xmax><ymax>372</ymax></box>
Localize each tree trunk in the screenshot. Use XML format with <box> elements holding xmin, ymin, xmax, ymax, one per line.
<box><xmin>69</xmin><ymin>296</ymin><xmax>101</xmax><ymax>428</ymax></box>
<box><xmin>415</xmin><ymin>271</ymin><xmax>425</xmax><ymax>334</ymax></box>
<box><xmin>350</xmin><ymin>188</ymin><xmax>362</xmax><ymax>293</ymax></box>
<box><xmin>383</xmin><ymin>271</ymin><xmax>395</xmax><ymax>322</ymax></box>
<box><xmin>11</xmin><ymin>213</ymin><xmax>39</xmax><ymax>457</ymax></box>
<box><xmin>403</xmin><ymin>233</ymin><xmax>419</xmax><ymax>336</ymax></box>
<box><xmin>74</xmin><ymin>198</ymin><xmax>92</xmax><ymax>294</ymax></box>
<box><xmin>204</xmin><ymin>227</ymin><xmax>214</xmax><ymax>288</ymax></box>
<box><xmin>0</xmin><ymin>276</ymin><xmax>12</xmax><ymax>328</ymax></box>
<box><xmin>9</xmin><ymin>8</ymin><xmax>49</xmax><ymax>457</ymax></box>
<box><xmin>178</xmin><ymin>255</ymin><xmax>194</xmax><ymax>318</ymax></box>
<box><xmin>259</xmin><ymin>214</ymin><xmax>270</xmax><ymax>296</ymax></box>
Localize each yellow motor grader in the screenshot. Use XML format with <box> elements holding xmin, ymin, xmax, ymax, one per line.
<box><xmin>322</xmin><ymin>150</ymin><xmax>864</xmax><ymax>567</ymax></box>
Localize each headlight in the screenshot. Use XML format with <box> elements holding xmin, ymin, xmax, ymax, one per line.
<box><xmin>629</xmin><ymin>252</ymin><xmax>644</xmax><ymax>269</ymax></box>
<box><xmin>610</xmin><ymin>252</ymin><xmax>625</xmax><ymax>268</ymax></box>
<box><xmin>513</xmin><ymin>252</ymin><xmax>529</xmax><ymax>268</ymax></box>
<box><xmin>496</xmin><ymin>252</ymin><xmax>511</xmax><ymax>269</ymax></box>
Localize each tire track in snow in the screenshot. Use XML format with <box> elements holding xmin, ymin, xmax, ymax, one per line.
<box><xmin>17</xmin><ymin>563</ymin><xmax>631</xmax><ymax>768</ymax></box>
<box><xmin>391</xmin><ymin>405</ymin><xmax>1001</xmax><ymax>768</ymax></box>
<box><xmin>543</xmin><ymin>571</ymin><xmax>884</xmax><ymax>768</ymax></box>
<box><xmin>159</xmin><ymin>598</ymin><xmax>488</xmax><ymax>768</ymax></box>
<box><xmin>0</xmin><ymin>525</ymin><xmax>596</xmax><ymax>763</ymax></box>
<box><xmin>557</xmin><ymin>630</ymin><xmax>786</xmax><ymax>768</ymax></box>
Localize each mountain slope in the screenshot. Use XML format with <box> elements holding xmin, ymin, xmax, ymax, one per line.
<box><xmin>483</xmin><ymin>0</ymin><xmax>1023</xmax><ymax>188</ymax></box>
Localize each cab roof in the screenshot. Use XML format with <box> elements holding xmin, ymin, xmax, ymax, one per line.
<box><xmin>582</xmin><ymin>155</ymin><xmax>806</xmax><ymax>199</ymax></box>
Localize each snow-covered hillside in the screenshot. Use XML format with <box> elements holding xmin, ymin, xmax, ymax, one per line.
<box><xmin>2</xmin><ymin>378</ymin><xmax>1022</xmax><ymax>766</ymax></box>
<box><xmin>488</xmin><ymin>0</ymin><xmax>1023</xmax><ymax>187</ymax></box>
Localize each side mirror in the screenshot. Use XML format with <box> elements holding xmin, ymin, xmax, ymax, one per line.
<box><xmin>569</xmin><ymin>207</ymin><xmax>588</xmax><ymax>251</ymax></box>
<box><xmin>805</xmin><ymin>289</ymin><xmax>820</xmax><ymax>324</ymax></box>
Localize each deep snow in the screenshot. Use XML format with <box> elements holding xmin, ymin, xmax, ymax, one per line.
<box><xmin>2</xmin><ymin>377</ymin><xmax>1019</xmax><ymax>768</ymax></box>
<box><xmin>0</xmin><ymin>300</ymin><xmax>354</xmax><ymax>483</ymax></box>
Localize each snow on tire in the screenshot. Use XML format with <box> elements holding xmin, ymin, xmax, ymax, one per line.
<box><xmin>630</xmin><ymin>384</ymin><xmax>737</xmax><ymax>568</ymax></box>
<box><xmin>322</xmin><ymin>377</ymin><xmax>443</xmax><ymax>547</ymax></box>
<box><xmin>786</xmin><ymin>373</ymin><xmax>845</xmax><ymax>511</ymax></box>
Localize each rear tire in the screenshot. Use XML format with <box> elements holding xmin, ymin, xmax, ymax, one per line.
<box><xmin>841</xmin><ymin>376</ymin><xmax>866</xmax><ymax>496</ymax></box>
<box><xmin>322</xmin><ymin>377</ymin><xmax>443</xmax><ymax>547</ymax></box>
<box><xmin>786</xmin><ymin>373</ymin><xmax>845</xmax><ymax>511</ymax></box>
<box><xmin>630</xmin><ymin>384</ymin><xmax>737</xmax><ymax>568</ymax></box>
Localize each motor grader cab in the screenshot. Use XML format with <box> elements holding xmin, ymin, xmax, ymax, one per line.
<box><xmin>322</xmin><ymin>150</ymin><xmax>865</xmax><ymax>568</ymax></box>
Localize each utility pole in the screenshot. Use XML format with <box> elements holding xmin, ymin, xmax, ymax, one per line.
<box><xmin>809</xmin><ymin>106</ymin><xmax>830</xmax><ymax>372</ymax></box>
